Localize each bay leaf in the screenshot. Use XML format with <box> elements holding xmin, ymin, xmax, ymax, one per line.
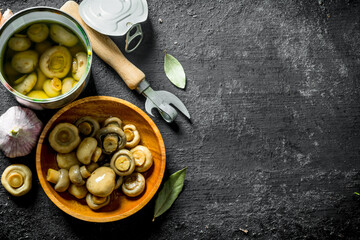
<box><xmin>153</xmin><ymin>167</ymin><xmax>187</xmax><ymax>221</ymax></box>
<box><xmin>164</xmin><ymin>52</ymin><xmax>186</xmax><ymax>89</ymax></box>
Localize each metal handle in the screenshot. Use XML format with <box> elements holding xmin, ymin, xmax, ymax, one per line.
<box><xmin>125</xmin><ymin>23</ymin><xmax>143</xmax><ymax>53</ymax></box>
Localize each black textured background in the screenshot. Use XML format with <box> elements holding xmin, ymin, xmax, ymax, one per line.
<box><xmin>0</xmin><ymin>0</ymin><xmax>360</xmax><ymax>239</ymax></box>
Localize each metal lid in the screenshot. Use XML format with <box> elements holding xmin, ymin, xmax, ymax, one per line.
<box><xmin>79</xmin><ymin>0</ymin><xmax>148</xmax><ymax>36</ymax></box>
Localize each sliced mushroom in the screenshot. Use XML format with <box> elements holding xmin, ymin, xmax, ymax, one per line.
<box><xmin>27</xmin><ymin>23</ymin><xmax>49</xmax><ymax>43</ymax></box>
<box><xmin>69</xmin><ymin>165</ymin><xmax>85</xmax><ymax>186</ymax></box>
<box><xmin>86</xmin><ymin>193</ymin><xmax>110</xmax><ymax>210</ymax></box>
<box><xmin>123</xmin><ymin>124</ymin><xmax>141</xmax><ymax>148</ymax></box>
<box><xmin>33</xmin><ymin>67</ymin><xmax>47</xmax><ymax>90</ymax></box>
<box><xmin>131</xmin><ymin>145</ymin><xmax>153</xmax><ymax>173</ymax></box>
<box><xmin>75</xmin><ymin>116</ymin><xmax>100</xmax><ymax>138</ymax></box>
<box><xmin>50</xmin><ymin>24</ymin><xmax>78</xmax><ymax>47</ymax></box>
<box><xmin>68</xmin><ymin>184</ymin><xmax>87</xmax><ymax>199</ymax></box>
<box><xmin>61</xmin><ymin>77</ymin><xmax>76</xmax><ymax>95</ymax></box>
<box><xmin>86</xmin><ymin>166</ymin><xmax>115</xmax><ymax>197</ymax></box>
<box><xmin>56</xmin><ymin>152</ymin><xmax>80</xmax><ymax>170</ymax></box>
<box><xmin>46</xmin><ymin>168</ymin><xmax>70</xmax><ymax>192</ymax></box>
<box><xmin>96</xmin><ymin>126</ymin><xmax>126</xmax><ymax>155</ymax></box>
<box><xmin>27</xmin><ymin>90</ymin><xmax>49</xmax><ymax>99</ymax></box>
<box><xmin>103</xmin><ymin>117</ymin><xmax>122</xmax><ymax>128</ymax></box>
<box><xmin>76</xmin><ymin>137</ymin><xmax>97</xmax><ymax>165</ymax></box>
<box><xmin>43</xmin><ymin>78</ymin><xmax>62</xmax><ymax>98</ymax></box>
<box><xmin>1</xmin><ymin>164</ymin><xmax>32</xmax><ymax>196</ymax></box>
<box><xmin>72</xmin><ymin>52</ymin><xmax>87</xmax><ymax>80</ymax></box>
<box><xmin>11</xmin><ymin>50</ymin><xmax>38</xmax><ymax>74</ymax></box>
<box><xmin>39</xmin><ymin>46</ymin><xmax>72</xmax><ymax>78</ymax></box>
<box><xmin>49</xmin><ymin>123</ymin><xmax>81</xmax><ymax>153</ymax></box>
<box><xmin>110</xmin><ymin>149</ymin><xmax>135</xmax><ymax>176</ymax></box>
<box><xmin>122</xmin><ymin>172</ymin><xmax>145</xmax><ymax>197</ymax></box>
<box><xmin>8</xmin><ymin>35</ymin><xmax>31</xmax><ymax>51</ymax></box>
<box><xmin>13</xmin><ymin>72</ymin><xmax>37</xmax><ymax>95</ymax></box>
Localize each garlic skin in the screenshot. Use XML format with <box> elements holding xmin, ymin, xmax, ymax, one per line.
<box><xmin>0</xmin><ymin>106</ymin><xmax>43</xmax><ymax>158</ymax></box>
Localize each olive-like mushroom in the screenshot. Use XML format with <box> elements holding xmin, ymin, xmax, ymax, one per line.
<box><xmin>61</xmin><ymin>77</ymin><xmax>76</xmax><ymax>95</ymax></box>
<box><xmin>46</xmin><ymin>168</ymin><xmax>70</xmax><ymax>192</ymax></box>
<box><xmin>72</xmin><ymin>52</ymin><xmax>87</xmax><ymax>80</ymax></box>
<box><xmin>86</xmin><ymin>193</ymin><xmax>110</xmax><ymax>210</ymax></box>
<box><xmin>96</xmin><ymin>126</ymin><xmax>126</xmax><ymax>155</ymax></box>
<box><xmin>131</xmin><ymin>145</ymin><xmax>153</xmax><ymax>172</ymax></box>
<box><xmin>123</xmin><ymin>124</ymin><xmax>141</xmax><ymax>148</ymax></box>
<box><xmin>27</xmin><ymin>23</ymin><xmax>49</xmax><ymax>43</ymax></box>
<box><xmin>11</xmin><ymin>50</ymin><xmax>38</xmax><ymax>74</ymax></box>
<box><xmin>56</xmin><ymin>152</ymin><xmax>80</xmax><ymax>170</ymax></box>
<box><xmin>75</xmin><ymin>116</ymin><xmax>100</xmax><ymax>138</ymax></box>
<box><xmin>13</xmin><ymin>72</ymin><xmax>37</xmax><ymax>95</ymax></box>
<box><xmin>39</xmin><ymin>46</ymin><xmax>72</xmax><ymax>78</ymax></box>
<box><xmin>49</xmin><ymin>123</ymin><xmax>81</xmax><ymax>153</ymax></box>
<box><xmin>8</xmin><ymin>35</ymin><xmax>31</xmax><ymax>51</ymax></box>
<box><xmin>76</xmin><ymin>137</ymin><xmax>97</xmax><ymax>165</ymax></box>
<box><xmin>103</xmin><ymin>117</ymin><xmax>122</xmax><ymax>128</ymax></box>
<box><xmin>122</xmin><ymin>172</ymin><xmax>145</xmax><ymax>197</ymax></box>
<box><xmin>68</xmin><ymin>184</ymin><xmax>87</xmax><ymax>199</ymax></box>
<box><xmin>50</xmin><ymin>24</ymin><xmax>78</xmax><ymax>47</ymax></box>
<box><xmin>43</xmin><ymin>78</ymin><xmax>62</xmax><ymax>98</ymax></box>
<box><xmin>69</xmin><ymin>165</ymin><xmax>85</xmax><ymax>186</ymax></box>
<box><xmin>110</xmin><ymin>149</ymin><xmax>135</xmax><ymax>176</ymax></box>
<box><xmin>86</xmin><ymin>167</ymin><xmax>115</xmax><ymax>197</ymax></box>
<box><xmin>1</xmin><ymin>164</ymin><xmax>32</xmax><ymax>196</ymax></box>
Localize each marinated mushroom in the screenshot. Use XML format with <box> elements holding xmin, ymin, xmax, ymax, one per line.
<box><xmin>27</xmin><ymin>23</ymin><xmax>49</xmax><ymax>43</ymax></box>
<box><xmin>79</xmin><ymin>162</ymin><xmax>99</xmax><ymax>179</ymax></box>
<box><xmin>56</xmin><ymin>152</ymin><xmax>80</xmax><ymax>170</ymax></box>
<box><xmin>49</xmin><ymin>123</ymin><xmax>81</xmax><ymax>153</ymax></box>
<box><xmin>72</xmin><ymin>52</ymin><xmax>87</xmax><ymax>80</ymax></box>
<box><xmin>27</xmin><ymin>90</ymin><xmax>49</xmax><ymax>99</ymax></box>
<box><xmin>86</xmin><ymin>166</ymin><xmax>115</xmax><ymax>197</ymax></box>
<box><xmin>11</xmin><ymin>50</ymin><xmax>38</xmax><ymax>74</ymax></box>
<box><xmin>43</xmin><ymin>77</ymin><xmax>62</xmax><ymax>97</ymax></box>
<box><xmin>61</xmin><ymin>77</ymin><xmax>76</xmax><ymax>95</ymax></box>
<box><xmin>68</xmin><ymin>184</ymin><xmax>87</xmax><ymax>199</ymax></box>
<box><xmin>4</xmin><ymin>62</ymin><xmax>20</xmax><ymax>81</ymax></box>
<box><xmin>50</xmin><ymin>24</ymin><xmax>78</xmax><ymax>47</ymax></box>
<box><xmin>110</xmin><ymin>149</ymin><xmax>135</xmax><ymax>176</ymax></box>
<box><xmin>123</xmin><ymin>124</ymin><xmax>141</xmax><ymax>148</ymax></box>
<box><xmin>1</xmin><ymin>164</ymin><xmax>32</xmax><ymax>196</ymax></box>
<box><xmin>122</xmin><ymin>172</ymin><xmax>146</xmax><ymax>197</ymax></box>
<box><xmin>34</xmin><ymin>40</ymin><xmax>52</xmax><ymax>55</ymax></box>
<box><xmin>33</xmin><ymin>67</ymin><xmax>47</xmax><ymax>90</ymax></box>
<box><xmin>96</xmin><ymin>126</ymin><xmax>126</xmax><ymax>155</ymax></box>
<box><xmin>69</xmin><ymin>165</ymin><xmax>85</xmax><ymax>186</ymax></box>
<box><xmin>86</xmin><ymin>193</ymin><xmax>110</xmax><ymax>210</ymax></box>
<box><xmin>39</xmin><ymin>46</ymin><xmax>72</xmax><ymax>78</ymax></box>
<box><xmin>114</xmin><ymin>176</ymin><xmax>123</xmax><ymax>190</ymax></box>
<box><xmin>131</xmin><ymin>145</ymin><xmax>153</xmax><ymax>173</ymax></box>
<box><xmin>13</xmin><ymin>72</ymin><xmax>37</xmax><ymax>95</ymax></box>
<box><xmin>103</xmin><ymin>117</ymin><xmax>122</xmax><ymax>128</ymax></box>
<box><xmin>75</xmin><ymin>116</ymin><xmax>100</xmax><ymax>138</ymax></box>
<box><xmin>46</xmin><ymin>168</ymin><xmax>70</xmax><ymax>192</ymax></box>
<box><xmin>76</xmin><ymin>137</ymin><xmax>97</xmax><ymax>165</ymax></box>
<box><xmin>8</xmin><ymin>35</ymin><xmax>31</xmax><ymax>51</ymax></box>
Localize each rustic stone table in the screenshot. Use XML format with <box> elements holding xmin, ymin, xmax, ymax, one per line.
<box><xmin>0</xmin><ymin>0</ymin><xmax>359</xmax><ymax>239</ymax></box>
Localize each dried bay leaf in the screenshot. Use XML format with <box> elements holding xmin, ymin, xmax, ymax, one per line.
<box><xmin>153</xmin><ymin>167</ymin><xmax>187</xmax><ymax>221</ymax></box>
<box><xmin>164</xmin><ymin>52</ymin><xmax>186</xmax><ymax>89</ymax></box>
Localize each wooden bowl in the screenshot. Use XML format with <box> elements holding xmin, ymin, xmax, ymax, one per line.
<box><xmin>36</xmin><ymin>96</ymin><xmax>166</xmax><ymax>222</ymax></box>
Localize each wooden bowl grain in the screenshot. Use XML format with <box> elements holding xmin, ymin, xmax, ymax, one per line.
<box><xmin>36</xmin><ymin>96</ymin><xmax>166</xmax><ymax>222</ymax></box>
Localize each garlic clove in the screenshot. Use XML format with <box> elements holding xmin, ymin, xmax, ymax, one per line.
<box><xmin>0</xmin><ymin>106</ymin><xmax>43</xmax><ymax>158</ymax></box>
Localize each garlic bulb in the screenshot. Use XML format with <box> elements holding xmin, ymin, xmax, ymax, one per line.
<box><xmin>0</xmin><ymin>106</ymin><xmax>43</xmax><ymax>158</ymax></box>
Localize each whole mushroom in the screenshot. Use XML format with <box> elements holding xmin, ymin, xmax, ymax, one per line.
<box><xmin>27</xmin><ymin>23</ymin><xmax>49</xmax><ymax>43</ymax></box>
<box><xmin>76</xmin><ymin>137</ymin><xmax>98</xmax><ymax>165</ymax></box>
<box><xmin>103</xmin><ymin>117</ymin><xmax>122</xmax><ymax>128</ymax></box>
<box><xmin>68</xmin><ymin>184</ymin><xmax>87</xmax><ymax>199</ymax></box>
<box><xmin>122</xmin><ymin>172</ymin><xmax>146</xmax><ymax>197</ymax></box>
<box><xmin>39</xmin><ymin>46</ymin><xmax>72</xmax><ymax>78</ymax></box>
<box><xmin>72</xmin><ymin>52</ymin><xmax>87</xmax><ymax>80</ymax></box>
<box><xmin>86</xmin><ymin>167</ymin><xmax>115</xmax><ymax>198</ymax></box>
<box><xmin>56</xmin><ymin>152</ymin><xmax>80</xmax><ymax>170</ymax></box>
<box><xmin>50</xmin><ymin>24</ymin><xmax>78</xmax><ymax>47</ymax></box>
<box><xmin>96</xmin><ymin>126</ymin><xmax>126</xmax><ymax>155</ymax></box>
<box><xmin>123</xmin><ymin>124</ymin><xmax>141</xmax><ymax>148</ymax></box>
<box><xmin>130</xmin><ymin>145</ymin><xmax>153</xmax><ymax>173</ymax></box>
<box><xmin>75</xmin><ymin>116</ymin><xmax>100</xmax><ymax>138</ymax></box>
<box><xmin>86</xmin><ymin>193</ymin><xmax>110</xmax><ymax>210</ymax></box>
<box><xmin>11</xmin><ymin>50</ymin><xmax>38</xmax><ymax>74</ymax></box>
<box><xmin>46</xmin><ymin>168</ymin><xmax>70</xmax><ymax>192</ymax></box>
<box><xmin>110</xmin><ymin>149</ymin><xmax>135</xmax><ymax>177</ymax></box>
<box><xmin>1</xmin><ymin>164</ymin><xmax>32</xmax><ymax>196</ymax></box>
<box><xmin>48</xmin><ymin>123</ymin><xmax>81</xmax><ymax>153</ymax></box>
<box><xmin>8</xmin><ymin>34</ymin><xmax>31</xmax><ymax>51</ymax></box>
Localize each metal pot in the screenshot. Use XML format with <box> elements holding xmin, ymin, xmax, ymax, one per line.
<box><xmin>0</xmin><ymin>7</ymin><xmax>92</xmax><ymax>110</ymax></box>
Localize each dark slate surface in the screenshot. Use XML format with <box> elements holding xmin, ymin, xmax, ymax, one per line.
<box><xmin>0</xmin><ymin>0</ymin><xmax>360</xmax><ymax>239</ymax></box>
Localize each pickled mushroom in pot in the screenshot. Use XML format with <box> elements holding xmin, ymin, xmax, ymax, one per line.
<box><xmin>39</xmin><ymin>46</ymin><xmax>72</xmax><ymax>78</ymax></box>
<box><xmin>11</xmin><ymin>50</ymin><xmax>38</xmax><ymax>74</ymax></box>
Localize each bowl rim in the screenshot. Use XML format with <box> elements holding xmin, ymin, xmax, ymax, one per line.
<box><xmin>35</xmin><ymin>96</ymin><xmax>166</xmax><ymax>222</ymax></box>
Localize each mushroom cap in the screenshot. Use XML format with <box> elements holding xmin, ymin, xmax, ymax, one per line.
<box><xmin>96</xmin><ymin>126</ymin><xmax>126</xmax><ymax>155</ymax></box>
<box><xmin>124</xmin><ymin>124</ymin><xmax>141</xmax><ymax>148</ymax></box>
<box><xmin>56</xmin><ymin>152</ymin><xmax>80</xmax><ymax>170</ymax></box>
<box><xmin>69</xmin><ymin>165</ymin><xmax>85</xmax><ymax>186</ymax></box>
<box><xmin>1</xmin><ymin>164</ymin><xmax>32</xmax><ymax>196</ymax></box>
<box><xmin>110</xmin><ymin>149</ymin><xmax>135</xmax><ymax>176</ymax></box>
<box><xmin>103</xmin><ymin>117</ymin><xmax>122</xmax><ymax>128</ymax></box>
<box><xmin>86</xmin><ymin>167</ymin><xmax>115</xmax><ymax>197</ymax></box>
<box><xmin>75</xmin><ymin>116</ymin><xmax>100</xmax><ymax>138</ymax></box>
<box><xmin>122</xmin><ymin>172</ymin><xmax>145</xmax><ymax>197</ymax></box>
<box><xmin>76</xmin><ymin>137</ymin><xmax>97</xmax><ymax>165</ymax></box>
<box><xmin>54</xmin><ymin>169</ymin><xmax>70</xmax><ymax>192</ymax></box>
<box><xmin>49</xmin><ymin>123</ymin><xmax>81</xmax><ymax>153</ymax></box>
<box><xmin>39</xmin><ymin>46</ymin><xmax>72</xmax><ymax>78</ymax></box>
